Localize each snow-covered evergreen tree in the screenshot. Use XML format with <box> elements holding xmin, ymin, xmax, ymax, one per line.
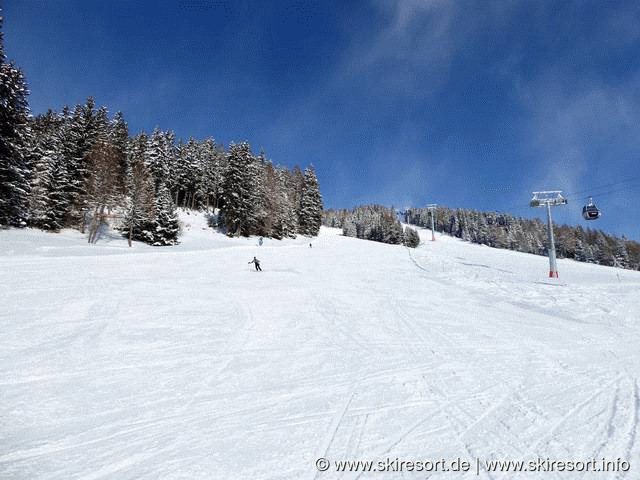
<box><xmin>123</xmin><ymin>133</ymin><xmax>155</xmax><ymax>245</ymax></box>
<box><xmin>404</xmin><ymin>226</ymin><xmax>420</xmax><ymax>248</ymax></box>
<box><xmin>26</xmin><ymin>144</ymin><xmax>48</xmax><ymax>227</ymax></box>
<box><xmin>298</xmin><ymin>166</ymin><xmax>323</xmax><ymax>236</ymax></box>
<box><xmin>151</xmin><ymin>183</ymin><xmax>180</xmax><ymax>245</ymax></box>
<box><xmin>613</xmin><ymin>238</ymin><xmax>630</xmax><ymax>269</ymax></box>
<box><xmin>383</xmin><ymin>217</ymin><xmax>405</xmax><ymax>244</ymax></box>
<box><xmin>221</xmin><ymin>142</ymin><xmax>259</xmax><ymax>236</ymax></box>
<box><xmin>175</xmin><ymin>137</ymin><xmax>203</xmax><ymax>209</ymax></box>
<box><xmin>343</xmin><ymin>221</ymin><xmax>356</xmax><ymax>238</ymax></box>
<box><xmin>145</xmin><ymin>128</ymin><xmax>173</xmax><ymax>191</ymax></box>
<box><xmin>43</xmin><ymin>155</ymin><xmax>70</xmax><ymax>231</ymax></box>
<box><xmin>93</xmin><ymin>105</ymin><xmax>110</xmax><ymax>144</ymax></box>
<box><xmin>594</xmin><ymin>231</ymin><xmax>613</xmax><ymax>266</ymax></box>
<box><xmin>255</xmin><ymin>159</ymin><xmax>277</xmax><ymax>238</ymax></box>
<box><xmin>56</xmin><ymin>102</ymin><xmax>94</xmax><ymax>227</ymax></box>
<box><xmin>334</xmin><ymin>205</ymin><xmax>405</xmax><ymax>246</ymax></box>
<box><xmin>27</xmin><ymin>111</ymin><xmax>68</xmax><ymax>230</ymax></box>
<box><xmin>276</xmin><ymin>167</ymin><xmax>298</xmax><ymax>238</ymax></box>
<box><xmin>0</xmin><ymin>21</ymin><xmax>31</xmax><ymax>226</ymax></box>
<box><xmin>109</xmin><ymin>111</ymin><xmax>129</xmax><ymax>181</ymax></box>
<box><xmin>290</xmin><ymin>166</ymin><xmax>305</xmax><ymax>227</ymax></box>
<box><xmin>199</xmin><ymin>138</ymin><xmax>225</xmax><ymax>210</ymax></box>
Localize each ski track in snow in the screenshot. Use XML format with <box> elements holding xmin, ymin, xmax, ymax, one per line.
<box><xmin>1</xmin><ymin>214</ymin><xmax>640</xmax><ymax>479</ymax></box>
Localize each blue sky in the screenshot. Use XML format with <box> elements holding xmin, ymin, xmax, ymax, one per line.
<box><xmin>4</xmin><ymin>0</ymin><xmax>640</xmax><ymax>239</ymax></box>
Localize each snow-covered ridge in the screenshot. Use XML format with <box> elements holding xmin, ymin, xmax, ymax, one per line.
<box><xmin>1</xmin><ymin>210</ymin><xmax>639</xmax><ymax>479</ymax></box>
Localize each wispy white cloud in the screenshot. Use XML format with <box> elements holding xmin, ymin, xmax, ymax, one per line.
<box><xmin>336</xmin><ymin>0</ymin><xmax>460</xmax><ymax>99</ymax></box>
<box><xmin>518</xmin><ymin>69</ymin><xmax>640</xmax><ymax>179</ymax></box>
<box><xmin>336</xmin><ymin>0</ymin><xmax>536</xmax><ymax>100</ymax></box>
<box><xmin>363</xmin><ymin>0</ymin><xmax>456</xmax><ymax>64</ymax></box>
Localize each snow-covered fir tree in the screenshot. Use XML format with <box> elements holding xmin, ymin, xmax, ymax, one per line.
<box><xmin>109</xmin><ymin>111</ymin><xmax>129</xmax><ymax>181</ymax></box>
<box><xmin>297</xmin><ymin>166</ymin><xmax>323</xmax><ymax>236</ymax></box>
<box><xmin>221</xmin><ymin>142</ymin><xmax>260</xmax><ymax>236</ymax></box>
<box><xmin>145</xmin><ymin>128</ymin><xmax>174</xmax><ymax>191</ymax></box>
<box><xmin>0</xmin><ymin>20</ymin><xmax>31</xmax><ymax>226</ymax></box>
<box><xmin>25</xmin><ymin>113</ymin><xmax>49</xmax><ymax>228</ymax></box>
<box><xmin>27</xmin><ymin>111</ymin><xmax>67</xmax><ymax>230</ymax></box>
<box><xmin>198</xmin><ymin>138</ymin><xmax>226</xmax><ymax>210</ymax></box>
<box><xmin>614</xmin><ymin>237</ymin><xmax>630</xmax><ymax>269</ymax></box>
<box><xmin>277</xmin><ymin>166</ymin><xmax>298</xmax><ymax>238</ymax></box>
<box><xmin>56</xmin><ymin>101</ymin><xmax>97</xmax><ymax>227</ymax></box>
<box><xmin>174</xmin><ymin>138</ymin><xmax>203</xmax><ymax>209</ymax></box>
<box><xmin>333</xmin><ymin>205</ymin><xmax>405</xmax><ymax>246</ymax></box>
<box><xmin>123</xmin><ymin>133</ymin><xmax>156</xmax><ymax>245</ymax></box>
<box><xmin>289</xmin><ymin>166</ymin><xmax>305</xmax><ymax>226</ymax></box>
<box><xmin>151</xmin><ymin>183</ymin><xmax>180</xmax><ymax>245</ymax></box>
<box><xmin>403</xmin><ymin>226</ymin><xmax>420</xmax><ymax>248</ymax></box>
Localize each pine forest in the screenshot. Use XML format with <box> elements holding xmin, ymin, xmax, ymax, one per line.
<box><xmin>324</xmin><ymin>205</ymin><xmax>640</xmax><ymax>271</ymax></box>
<box><xmin>0</xmin><ymin>22</ymin><xmax>323</xmax><ymax>245</ymax></box>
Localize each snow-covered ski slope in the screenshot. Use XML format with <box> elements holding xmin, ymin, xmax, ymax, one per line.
<box><xmin>2</xmin><ymin>212</ymin><xmax>640</xmax><ymax>479</ymax></box>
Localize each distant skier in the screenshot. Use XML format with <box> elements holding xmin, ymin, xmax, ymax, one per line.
<box><xmin>259</xmin><ymin>237</ymin><xmax>263</xmax><ymax>246</ymax></box>
<box><xmin>248</xmin><ymin>256</ymin><xmax>262</xmax><ymax>271</ymax></box>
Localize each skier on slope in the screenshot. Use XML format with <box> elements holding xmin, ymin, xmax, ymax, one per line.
<box><xmin>248</xmin><ymin>256</ymin><xmax>262</xmax><ymax>271</ymax></box>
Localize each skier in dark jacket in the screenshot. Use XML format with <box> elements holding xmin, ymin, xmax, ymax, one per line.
<box><xmin>248</xmin><ymin>256</ymin><xmax>262</xmax><ymax>271</ymax></box>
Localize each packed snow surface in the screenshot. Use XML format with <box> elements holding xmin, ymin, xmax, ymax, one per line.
<box><xmin>2</xmin><ymin>212</ymin><xmax>640</xmax><ymax>479</ymax></box>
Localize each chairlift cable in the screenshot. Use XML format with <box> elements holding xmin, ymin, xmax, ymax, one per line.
<box><xmin>567</xmin><ymin>175</ymin><xmax>640</xmax><ymax>198</ymax></box>
<box><xmin>563</xmin><ymin>176</ymin><xmax>640</xmax><ymax>203</ymax></box>
<box><xmin>412</xmin><ymin>174</ymin><xmax>640</xmax><ymax>218</ymax></box>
